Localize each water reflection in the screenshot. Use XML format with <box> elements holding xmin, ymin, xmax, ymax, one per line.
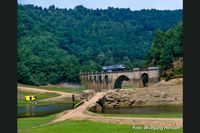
<box><xmin>18</xmin><ymin>103</ymin><xmax>75</xmax><ymax>118</ymax></box>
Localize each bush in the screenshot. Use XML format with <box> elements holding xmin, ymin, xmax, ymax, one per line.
<box><xmin>165</xmin><ymin>73</ymin><xmax>174</xmax><ymax>81</ymax></box>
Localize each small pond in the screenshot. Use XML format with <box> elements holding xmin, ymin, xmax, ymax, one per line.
<box><xmin>18</xmin><ymin>103</ymin><xmax>75</xmax><ymax>118</ymax></box>
<box><xmin>102</xmin><ymin>105</ymin><xmax>182</xmax><ymax>114</ymax></box>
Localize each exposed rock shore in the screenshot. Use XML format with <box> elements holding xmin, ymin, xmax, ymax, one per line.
<box><xmin>97</xmin><ymin>78</ymin><xmax>182</xmax><ymax>109</ymax></box>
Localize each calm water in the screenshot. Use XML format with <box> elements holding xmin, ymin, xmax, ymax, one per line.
<box><xmin>18</xmin><ymin>103</ymin><xmax>182</xmax><ymax>118</ymax></box>
<box><xmin>102</xmin><ymin>106</ymin><xmax>182</xmax><ymax>114</ymax></box>
<box><xmin>18</xmin><ymin>103</ymin><xmax>75</xmax><ymax>118</ymax></box>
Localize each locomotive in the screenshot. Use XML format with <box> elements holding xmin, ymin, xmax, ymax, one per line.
<box><xmin>102</xmin><ymin>64</ymin><xmax>126</xmax><ymax>72</ymax></box>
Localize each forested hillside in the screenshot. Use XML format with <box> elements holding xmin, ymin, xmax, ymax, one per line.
<box><xmin>144</xmin><ymin>21</ymin><xmax>183</xmax><ymax>80</ymax></box>
<box><xmin>17</xmin><ymin>4</ymin><xmax>182</xmax><ymax>85</ymax></box>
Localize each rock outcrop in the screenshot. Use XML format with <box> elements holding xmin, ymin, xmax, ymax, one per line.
<box><xmin>100</xmin><ymin>78</ymin><xmax>183</xmax><ymax>108</ymax></box>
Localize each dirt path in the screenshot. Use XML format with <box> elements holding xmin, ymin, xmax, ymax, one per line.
<box><xmin>50</xmin><ymin>91</ymin><xmax>108</xmax><ymax>123</ymax></box>
<box><xmin>18</xmin><ymin>86</ymin><xmax>182</xmax><ymax>127</ymax></box>
<box><xmin>18</xmin><ymin>86</ymin><xmax>79</xmax><ymax>102</ymax></box>
<box><xmin>50</xmin><ymin>91</ymin><xmax>182</xmax><ymax>127</ymax></box>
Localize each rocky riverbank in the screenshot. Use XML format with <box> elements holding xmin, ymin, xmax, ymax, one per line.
<box><xmin>87</xmin><ymin>78</ymin><xmax>183</xmax><ymax>112</ymax></box>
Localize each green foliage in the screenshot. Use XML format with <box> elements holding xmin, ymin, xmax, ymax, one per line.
<box><xmin>144</xmin><ymin>21</ymin><xmax>183</xmax><ymax>77</ymax></box>
<box><xmin>165</xmin><ymin>73</ymin><xmax>174</xmax><ymax>81</ymax></box>
<box><xmin>173</xmin><ymin>67</ymin><xmax>183</xmax><ymax>76</ymax></box>
<box><xmin>17</xmin><ymin>4</ymin><xmax>182</xmax><ymax>85</ymax></box>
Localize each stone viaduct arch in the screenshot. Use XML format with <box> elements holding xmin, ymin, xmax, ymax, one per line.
<box><xmin>80</xmin><ymin>67</ymin><xmax>160</xmax><ymax>91</ymax></box>
<box><xmin>114</xmin><ymin>75</ymin><xmax>130</xmax><ymax>89</ymax></box>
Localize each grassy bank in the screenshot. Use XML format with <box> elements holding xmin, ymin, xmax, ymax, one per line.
<box><xmin>18</xmin><ymin>83</ymin><xmax>85</xmax><ymax>94</ymax></box>
<box><xmin>97</xmin><ymin>113</ymin><xmax>182</xmax><ymax>118</ymax></box>
<box><xmin>18</xmin><ymin>89</ymin><xmax>80</xmax><ymax>107</ymax></box>
<box><xmin>17</xmin><ymin>90</ymin><xmax>60</xmax><ymax>106</ymax></box>
<box><xmin>18</xmin><ymin>119</ymin><xmax>182</xmax><ymax>133</ymax></box>
<box><xmin>18</xmin><ymin>114</ymin><xmax>56</xmax><ymax>130</ymax></box>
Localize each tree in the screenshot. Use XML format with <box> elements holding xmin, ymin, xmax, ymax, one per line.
<box><xmin>17</xmin><ymin>4</ymin><xmax>182</xmax><ymax>85</ymax></box>
<box><xmin>144</xmin><ymin>21</ymin><xmax>183</xmax><ymax>74</ymax></box>
<box><xmin>95</xmin><ymin>52</ymin><xmax>106</xmax><ymax>65</ymax></box>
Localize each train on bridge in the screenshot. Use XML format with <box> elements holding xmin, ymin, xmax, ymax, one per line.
<box><xmin>102</xmin><ymin>64</ymin><xmax>128</xmax><ymax>72</ymax></box>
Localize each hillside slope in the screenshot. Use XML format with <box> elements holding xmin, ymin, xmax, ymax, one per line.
<box><xmin>17</xmin><ymin>4</ymin><xmax>182</xmax><ymax>85</ymax></box>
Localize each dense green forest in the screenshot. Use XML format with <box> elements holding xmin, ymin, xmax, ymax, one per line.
<box><xmin>17</xmin><ymin>4</ymin><xmax>182</xmax><ymax>85</ymax></box>
<box><xmin>144</xmin><ymin>21</ymin><xmax>183</xmax><ymax>79</ymax></box>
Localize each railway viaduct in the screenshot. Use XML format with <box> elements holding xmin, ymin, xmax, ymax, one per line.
<box><xmin>80</xmin><ymin>67</ymin><xmax>160</xmax><ymax>91</ymax></box>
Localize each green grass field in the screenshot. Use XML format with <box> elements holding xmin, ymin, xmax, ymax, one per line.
<box><xmin>18</xmin><ymin>114</ymin><xmax>56</xmax><ymax>130</ymax></box>
<box><xmin>18</xmin><ymin>119</ymin><xmax>182</xmax><ymax>133</ymax></box>
<box><xmin>97</xmin><ymin>112</ymin><xmax>182</xmax><ymax>118</ymax></box>
<box><xmin>17</xmin><ymin>90</ymin><xmax>60</xmax><ymax>106</ymax></box>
